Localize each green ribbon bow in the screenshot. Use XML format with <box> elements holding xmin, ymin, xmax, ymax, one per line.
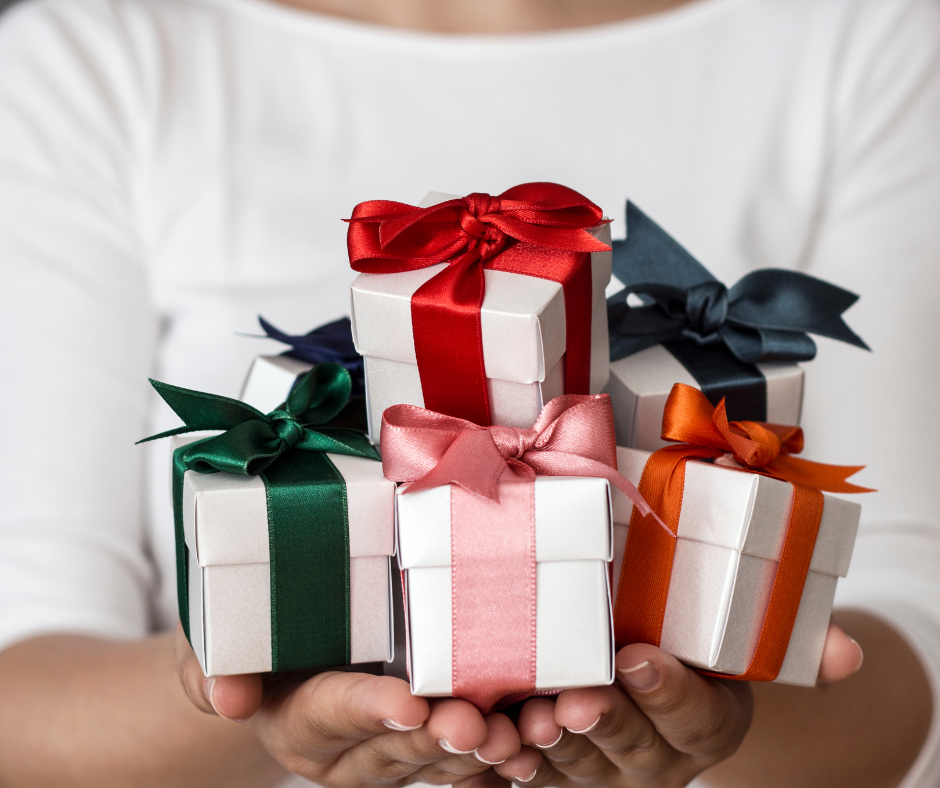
<box><xmin>139</xmin><ymin>363</ymin><xmax>380</xmax><ymax>672</ymax></box>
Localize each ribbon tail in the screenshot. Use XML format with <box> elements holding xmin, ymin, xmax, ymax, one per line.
<box><xmin>727</xmin><ymin>269</ymin><xmax>869</xmax><ymax>352</ymax></box>
<box><xmin>768</xmin><ymin>456</ymin><xmax>875</xmax><ymax>493</ymax></box>
<box><xmin>522</xmin><ymin>450</ymin><xmax>667</xmax><ymax>531</ymax></box>
<box><xmin>136</xmin><ymin>424</ymin><xmax>205</xmax><ymax>445</ymax></box>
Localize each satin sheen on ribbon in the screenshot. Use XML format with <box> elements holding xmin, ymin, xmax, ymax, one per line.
<box><xmin>613</xmin><ymin>383</ymin><xmax>872</xmax><ymax>681</ymax></box>
<box><xmin>139</xmin><ymin>364</ymin><xmax>379</xmax><ymax>671</ymax></box>
<box><xmin>347</xmin><ymin>183</ymin><xmax>610</xmax><ymax>426</ymax></box>
<box><xmin>382</xmin><ymin>393</ymin><xmax>656</xmax><ymax>712</ymax></box>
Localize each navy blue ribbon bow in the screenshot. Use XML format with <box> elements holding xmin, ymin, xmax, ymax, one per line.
<box><xmin>607</xmin><ymin>203</ymin><xmax>869</xmax><ymax>364</ymax></box>
<box><xmin>258</xmin><ymin>316</ymin><xmax>365</xmax><ymax>397</ymax></box>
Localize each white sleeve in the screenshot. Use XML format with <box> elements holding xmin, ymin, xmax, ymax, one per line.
<box><xmin>799</xmin><ymin>1</ymin><xmax>940</xmax><ymax>783</ymax></box>
<box><xmin>0</xmin><ymin>0</ymin><xmax>160</xmax><ymax>650</ymax></box>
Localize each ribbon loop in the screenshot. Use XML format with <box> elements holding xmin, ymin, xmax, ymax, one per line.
<box><xmin>138</xmin><ymin>364</ymin><xmax>380</xmax><ymax>472</ymax></box>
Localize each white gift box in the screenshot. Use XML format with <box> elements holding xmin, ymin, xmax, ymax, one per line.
<box><xmin>611</xmin><ymin>447</ymin><xmax>859</xmax><ymax>685</ymax></box>
<box><xmin>350</xmin><ymin>192</ymin><xmax>612</xmax><ymax>443</ymax></box>
<box><xmin>605</xmin><ymin>346</ymin><xmax>803</xmax><ymax>452</ymax></box>
<box><xmin>172</xmin><ymin>436</ymin><xmax>396</xmax><ymax>677</ymax></box>
<box><xmin>398</xmin><ymin>476</ymin><xmax>615</xmax><ymax>697</ymax></box>
<box><xmin>239</xmin><ymin>355</ymin><xmax>313</xmax><ymax>414</ymax></box>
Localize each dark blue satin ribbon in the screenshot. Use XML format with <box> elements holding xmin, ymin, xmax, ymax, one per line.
<box><xmin>258</xmin><ymin>316</ymin><xmax>365</xmax><ymax>398</ymax></box>
<box><xmin>607</xmin><ymin>202</ymin><xmax>869</xmax><ymax>365</ymax></box>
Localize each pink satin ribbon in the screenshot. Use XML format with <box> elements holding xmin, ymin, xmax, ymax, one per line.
<box><xmin>382</xmin><ymin>394</ymin><xmax>655</xmax><ymax>712</ymax></box>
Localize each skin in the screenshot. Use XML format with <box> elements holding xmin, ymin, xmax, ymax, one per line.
<box><xmin>0</xmin><ymin>2</ymin><xmax>932</xmax><ymax>787</ymax></box>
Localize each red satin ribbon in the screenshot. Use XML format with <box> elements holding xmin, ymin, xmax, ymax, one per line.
<box><xmin>382</xmin><ymin>393</ymin><xmax>655</xmax><ymax>712</ymax></box>
<box><xmin>347</xmin><ymin>183</ymin><xmax>610</xmax><ymax>426</ymax></box>
<box><xmin>613</xmin><ymin>383</ymin><xmax>872</xmax><ymax>682</ymax></box>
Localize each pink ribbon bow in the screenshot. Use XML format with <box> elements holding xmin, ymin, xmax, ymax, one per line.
<box><xmin>382</xmin><ymin>394</ymin><xmax>655</xmax><ymax>712</ymax></box>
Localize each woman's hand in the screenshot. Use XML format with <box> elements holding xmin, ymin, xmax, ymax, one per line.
<box><xmin>174</xmin><ymin>625</ymin><xmax>520</xmax><ymax>787</ymax></box>
<box><xmin>493</xmin><ymin>620</ymin><xmax>862</xmax><ymax>787</ymax></box>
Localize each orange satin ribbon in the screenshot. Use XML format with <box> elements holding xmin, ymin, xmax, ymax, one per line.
<box><xmin>613</xmin><ymin>383</ymin><xmax>873</xmax><ymax>682</ymax></box>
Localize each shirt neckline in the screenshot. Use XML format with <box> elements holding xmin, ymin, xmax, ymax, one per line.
<box><xmin>201</xmin><ymin>0</ymin><xmax>749</xmax><ymax>50</ymax></box>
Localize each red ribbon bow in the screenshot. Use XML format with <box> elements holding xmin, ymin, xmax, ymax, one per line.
<box><xmin>347</xmin><ymin>183</ymin><xmax>610</xmax><ymax>426</ymax></box>
<box><xmin>614</xmin><ymin>384</ymin><xmax>872</xmax><ymax>682</ymax></box>
<box><xmin>382</xmin><ymin>394</ymin><xmax>654</xmax><ymax>712</ymax></box>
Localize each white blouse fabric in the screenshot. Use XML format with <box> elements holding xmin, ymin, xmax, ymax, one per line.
<box><xmin>0</xmin><ymin>0</ymin><xmax>939</xmax><ymax>785</ymax></box>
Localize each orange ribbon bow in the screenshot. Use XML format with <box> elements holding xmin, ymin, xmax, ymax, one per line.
<box><xmin>613</xmin><ymin>383</ymin><xmax>873</xmax><ymax>682</ymax></box>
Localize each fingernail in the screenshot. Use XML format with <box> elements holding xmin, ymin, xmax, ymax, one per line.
<box><xmin>847</xmin><ymin>635</ymin><xmax>865</xmax><ymax>670</ymax></box>
<box><xmin>515</xmin><ymin>766</ymin><xmax>539</xmax><ymax>783</ymax></box>
<box><xmin>533</xmin><ymin>728</ymin><xmax>563</xmax><ymax>749</ymax></box>
<box><xmin>382</xmin><ymin>718</ymin><xmax>423</xmax><ymax>731</ymax></box>
<box><xmin>618</xmin><ymin>660</ymin><xmax>659</xmax><ymax>691</ymax></box>
<box><xmin>204</xmin><ymin>677</ymin><xmax>220</xmax><ymax>714</ymax></box>
<box><xmin>567</xmin><ymin>716</ymin><xmax>601</xmax><ymax>735</ymax></box>
<box><xmin>473</xmin><ymin>749</ymin><xmax>506</xmax><ymax>765</ymax></box>
<box><xmin>439</xmin><ymin>737</ymin><xmax>476</xmax><ymax>755</ymax></box>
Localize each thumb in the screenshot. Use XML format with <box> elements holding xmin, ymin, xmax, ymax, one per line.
<box><xmin>174</xmin><ymin>623</ymin><xmax>263</xmax><ymax>720</ymax></box>
<box><xmin>817</xmin><ymin>619</ymin><xmax>864</xmax><ymax>682</ymax></box>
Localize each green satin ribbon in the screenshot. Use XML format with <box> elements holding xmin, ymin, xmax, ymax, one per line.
<box><xmin>139</xmin><ymin>363</ymin><xmax>380</xmax><ymax>672</ymax></box>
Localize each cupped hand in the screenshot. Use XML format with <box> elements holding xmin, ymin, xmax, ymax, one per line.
<box><xmin>174</xmin><ymin>625</ymin><xmax>520</xmax><ymax>787</ymax></box>
<box><xmin>494</xmin><ymin>620</ymin><xmax>863</xmax><ymax>787</ymax></box>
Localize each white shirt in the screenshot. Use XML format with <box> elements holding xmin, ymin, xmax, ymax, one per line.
<box><xmin>0</xmin><ymin>0</ymin><xmax>938</xmax><ymax>785</ymax></box>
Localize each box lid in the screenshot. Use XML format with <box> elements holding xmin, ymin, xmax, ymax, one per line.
<box><xmin>613</xmin><ymin>447</ymin><xmax>859</xmax><ymax>578</ymax></box>
<box><xmin>172</xmin><ymin>436</ymin><xmax>395</xmax><ymax>567</ymax></box>
<box><xmin>350</xmin><ymin>191</ymin><xmax>611</xmax><ymax>386</ymax></box>
<box><xmin>397</xmin><ymin>476</ymin><xmax>612</xmax><ymax>569</ymax></box>
<box><xmin>239</xmin><ymin>355</ymin><xmax>312</xmax><ymax>414</ymax></box>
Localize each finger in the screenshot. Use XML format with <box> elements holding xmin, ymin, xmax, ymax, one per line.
<box><xmin>324</xmin><ymin>698</ymin><xmax>493</xmax><ymax>785</ymax></box>
<box><xmin>818</xmin><ymin>620</ymin><xmax>864</xmax><ymax>682</ymax></box>
<box><xmin>552</xmin><ymin>684</ymin><xmax>675</xmax><ymax>781</ymax></box>
<box><xmin>173</xmin><ymin>623</ymin><xmax>263</xmax><ymax>720</ymax></box>
<box><xmin>513</xmin><ymin>695</ymin><xmax>616</xmax><ymax>783</ymax></box>
<box><xmin>475</xmin><ymin>713</ymin><xmax>522</xmax><ymax>766</ymax></box>
<box><xmin>517</xmin><ymin>698</ymin><xmax>563</xmax><ymax>749</ymax></box>
<box><xmin>453</xmin><ymin>771</ymin><xmax>512</xmax><ymax>788</ymax></box>
<box><xmin>251</xmin><ymin>672</ymin><xmax>430</xmax><ymax>760</ymax></box>
<box><xmin>412</xmin><ymin>711</ymin><xmax>522</xmax><ymax>784</ymax></box>
<box><xmin>616</xmin><ymin>644</ymin><xmax>753</xmax><ymax>763</ymax></box>
<box><xmin>493</xmin><ymin>746</ymin><xmax>555</xmax><ymax>786</ymax></box>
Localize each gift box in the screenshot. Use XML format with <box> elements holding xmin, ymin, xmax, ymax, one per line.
<box><xmin>140</xmin><ymin>363</ymin><xmax>395</xmax><ymax>677</ymax></box>
<box><xmin>379</xmin><ymin>392</ymin><xmax>655</xmax><ymax>711</ymax></box>
<box><xmin>606</xmin><ymin>347</ymin><xmax>803</xmax><ymax>452</ymax></box>
<box><xmin>605</xmin><ymin>202</ymin><xmax>866</xmax><ymax>451</ymax></box>
<box><xmin>398</xmin><ymin>476</ymin><xmax>615</xmax><ymax>700</ymax></box>
<box><xmin>348</xmin><ymin>185</ymin><xmax>613</xmax><ymax>443</ymax></box>
<box><xmin>241</xmin><ymin>317</ymin><xmax>365</xmax><ymax>415</ymax></box>
<box><xmin>241</xmin><ymin>354</ymin><xmax>314</xmax><ymax>414</ymax></box>
<box><xmin>176</xmin><ymin>436</ymin><xmax>396</xmax><ymax>677</ymax></box>
<box><xmin>609</xmin><ymin>384</ymin><xmax>869</xmax><ymax>686</ymax></box>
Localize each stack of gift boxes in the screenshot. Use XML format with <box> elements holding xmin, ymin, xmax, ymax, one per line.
<box><xmin>143</xmin><ymin>183</ymin><xmax>871</xmax><ymax>710</ymax></box>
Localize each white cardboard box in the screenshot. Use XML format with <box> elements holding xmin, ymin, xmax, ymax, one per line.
<box><xmin>605</xmin><ymin>346</ymin><xmax>803</xmax><ymax>452</ymax></box>
<box><xmin>350</xmin><ymin>192</ymin><xmax>612</xmax><ymax>442</ymax></box>
<box><xmin>239</xmin><ymin>355</ymin><xmax>313</xmax><ymax>414</ymax></box>
<box><xmin>611</xmin><ymin>447</ymin><xmax>860</xmax><ymax>685</ymax></box>
<box><xmin>173</xmin><ymin>436</ymin><xmax>396</xmax><ymax>676</ymax></box>
<box><xmin>398</xmin><ymin>476</ymin><xmax>615</xmax><ymax>698</ymax></box>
